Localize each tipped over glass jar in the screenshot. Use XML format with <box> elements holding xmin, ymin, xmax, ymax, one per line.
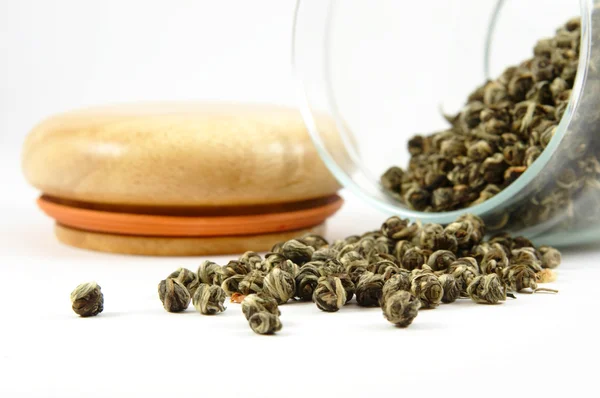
<box><xmin>292</xmin><ymin>0</ymin><xmax>600</xmax><ymax>246</ymax></box>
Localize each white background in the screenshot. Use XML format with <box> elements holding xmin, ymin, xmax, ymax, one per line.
<box><xmin>1</xmin><ymin>1</ymin><xmax>599</xmax><ymax>397</ymax></box>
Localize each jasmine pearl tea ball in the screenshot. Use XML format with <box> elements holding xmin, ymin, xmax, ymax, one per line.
<box><xmin>336</xmin><ymin>273</ymin><xmax>356</xmax><ymax>303</ymax></box>
<box><xmin>241</xmin><ymin>293</ymin><xmax>280</xmax><ymax>320</ymax></box>
<box><xmin>281</xmin><ymin>239</ymin><xmax>314</xmax><ymax>265</ymax></box>
<box><xmin>381</xmin><ymin>272</ymin><xmax>411</xmax><ymax>306</ymax></box>
<box><xmin>503</xmin><ymin>264</ymin><xmax>538</xmax><ymax>292</ymax></box>
<box><xmin>158</xmin><ymin>278</ymin><xmax>191</xmax><ymax>313</ymax></box>
<box><xmin>480</xmin><ymin>247</ymin><xmax>510</xmax><ymax>275</ymax></box>
<box><xmin>381</xmin><ymin>216</ymin><xmax>418</xmax><ymax>240</ymax></box>
<box><xmin>221</xmin><ymin>274</ymin><xmax>246</xmax><ymax>296</ymax></box>
<box><xmin>298</xmin><ymin>233</ymin><xmax>329</xmax><ymax>250</ymax></box>
<box><xmin>313</xmin><ymin>276</ymin><xmax>347</xmax><ymax>312</ymax></box>
<box><xmin>467</xmin><ymin>274</ymin><xmax>506</xmax><ymax>304</ymax></box>
<box><xmin>248</xmin><ymin>312</ymin><xmax>282</xmax><ymax>335</ymax></box>
<box><xmin>192</xmin><ymin>284</ymin><xmax>227</xmax><ymax>315</ymax></box>
<box><xmin>382</xmin><ymin>291</ymin><xmax>421</xmax><ymax>327</ymax></box>
<box><xmin>410</xmin><ymin>272</ymin><xmax>443</xmax><ymax>309</ymax></box>
<box><xmin>275</xmin><ymin>259</ymin><xmax>299</xmax><ymax>277</ymax></box>
<box><xmin>402</xmin><ymin>247</ymin><xmax>428</xmax><ymax>271</ymax></box>
<box><xmin>448</xmin><ymin>257</ymin><xmax>480</xmax><ymax>294</ymax></box>
<box><xmin>438</xmin><ymin>274</ymin><xmax>461</xmax><ymax>303</ymax></box>
<box><xmin>263</xmin><ymin>268</ymin><xmax>296</xmax><ymax>304</ymax></box>
<box><xmin>427</xmin><ymin>250</ymin><xmax>456</xmax><ymax>272</ymax></box>
<box><xmin>239</xmin><ymin>251</ymin><xmax>262</xmax><ymax>270</ymax></box>
<box><xmin>197</xmin><ymin>260</ymin><xmax>224</xmax><ymax>286</ymax></box>
<box><xmin>70</xmin><ymin>282</ymin><xmax>104</xmax><ymax>317</ymax></box>
<box><xmin>539</xmin><ymin>246</ymin><xmax>562</xmax><ymax>269</ymax></box>
<box><xmin>320</xmin><ymin>259</ymin><xmax>346</xmax><ymax>276</ymax></box>
<box><xmin>221</xmin><ymin>260</ymin><xmax>250</xmax><ymax>280</ymax></box>
<box><xmin>295</xmin><ymin>263</ymin><xmax>322</xmax><ymax>301</ymax></box>
<box><xmin>355</xmin><ymin>272</ymin><xmax>385</xmax><ymax>307</ymax></box>
<box><xmin>168</xmin><ymin>267</ymin><xmax>199</xmax><ymax>296</ymax></box>
<box><xmin>262</xmin><ymin>252</ymin><xmax>288</xmax><ymax>273</ymax></box>
<box><xmin>239</xmin><ymin>270</ymin><xmax>265</xmax><ymax>295</ymax></box>
<box><xmin>312</xmin><ymin>247</ymin><xmax>338</xmax><ymax>262</ymax></box>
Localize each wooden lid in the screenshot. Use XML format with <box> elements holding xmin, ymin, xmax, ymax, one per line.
<box><xmin>22</xmin><ymin>102</ymin><xmax>341</xmax><ymax>207</ymax></box>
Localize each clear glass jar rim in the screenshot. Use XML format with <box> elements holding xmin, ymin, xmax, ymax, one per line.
<box><xmin>291</xmin><ymin>0</ymin><xmax>592</xmax><ymax>228</ymax></box>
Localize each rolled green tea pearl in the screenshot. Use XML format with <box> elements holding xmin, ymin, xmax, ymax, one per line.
<box><xmin>274</xmin><ymin>259</ymin><xmax>299</xmax><ymax>277</ymax></box>
<box><xmin>443</xmin><ymin>220</ymin><xmax>474</xmax><ymax>248</ymax></box>
<box><xmin>295</xmin><ymin>263</ymin><xmax>322</xmax><ymax>301</ymax></box>
<box><xmin>312</xmin><ymin>247</ymin><xmax>338</xmax><ymax>262</ymax></box>
<box><xmin>261</xmin><ymin>252</ymin><xmax>287</xmax><ymax>273</ymax></box>
<box><xmin>510</xmin><ymin>247</ymin><xmax>541</xmax><ymax>269</ymax></box>
<box><xmin>381</xmin><ymin>272</ymin><xmax>411</xmax><ymax>306</ymax></box>
<box><xmin>371</xmin><ymin>252</ymin><xmax>399</xmax><ymax>264</ymax></box>
<box><xmin>241</xmin><ymin>293</ymin><xmax>280</xmax><ymax>320</ymax></box>
<box><xmin>502</xmin><ymin>264</ymin><xmax>538</xmax><ymax>292</ymax></box>
<box><xmin>197</xmin><ymin>260</ymin><xmax>224</xmax><ymax>285</ymax></box>
<box><xmin>512</xmin><ymin>236</ymin><xmax>535</xmax><ymax>249</ymax></box>
<box><xmin>372</xmin><ymin>259</ymin><xmax>398</xmax><ymax>275</ymax></box>
<box><xmin>427</xmin><ymin>250</ymin><xmax>456</xmax><ymax>272</ymax></box>
<box><xmin>221</xmin><ymin>260</ymin><xmax>250</xmax><ymax>279</ymax></box>
<box><xmin>239</xmin><ymin>270</ymin><xmax>265</xmax><ymax>295</ymax></box>
<box><xmin>313</xmin><ymin>276</ymin><xmax>347</xmax><ymax>312</ymax></box>
<box><xmin>355</xmin><ymin>271</ymin><xmax>385</xmax><ymax>307</ymax></box>
<box><xmin>336</xmin><ymin>273</ymin><xmax>356</xmax><ymax>303</ymax></box>
<box><xmin>239</xmin><ymin>251</ymin><xmax>262</xmax><ymax>270</ymax></box>
<box><xmin>470</xmin><ymin>242</ymin><xmax>491</xmax><ymax>264</ymax></box>
<box><xmin>263</xmin><ymin>268</ymin><xmax>296</xmax><ymax>304</ymax></box>
<box><xmin>382</xmin><ymin>291</ymin><xmax>421</xmax><ymax>327</ymax></box>
<box><xmin>467</xmin><ymin>274</ymin><xmax>506</xmax><ymax>304</ymax></box>
<box><xmin>417</xmin><ymin>223</ymin><xmax>444</xmax><ymax>249</ymax></box>
<box><xmin>481</xmin><ymin>246</ymin><xmax>510</xmax><ymax>275</ymax></box>
<box><xmin>394</xmin><ymin>240</ymin><xmax>415</xmax><ymax>264</ymax></box>
<box><xmin>192</xmin><ymin>284</ymin><xmax>226</xmax><ymax>315</ymax></box>
<box><xmin>539</xmin><ymin>246</ymin><xmax>561</xmax><ymax>269</ymax></box>
<box><xmin>438</xmin><ymin>274</ymin><xmax>461</xmax><ymax>303</ymax></box>
<box><xmin>329</xmin><ymin>238</ymin><xmax>348</xmax><ymax>252</ymax></box>
<box><xmin>402</xmin><ymin>247</ymin><xmax>428</xmax><ymax>271</ymax></box>
<box><xmin>380</xmin><ymin>264</ymin><xmax>404</xmax><ymax>281</ymax></box>
<box><xmin>354</xmin><ymin>236</ymin><xmax>383</xmax><ymax>259</ymax></box>
<box><xmin>381</xmin><ymin>216</ymin><xmax>418</xmax><ymax>240</ymax></box>
<box><xmin>248</xmin><ymin>312</ymin><xmax>282</xmax><ymax>335</ymax></box>
<box><xmin>221</xmin><ymin>274</ymin><xmax>245</xmax><ymax>296</ymax></box>
<box><xmin>338</xmin><ymin>249</ymin><xmax>366</xmax><ymax>266</ymax></box>
<box><xmin>490</xmin><ymin>241</ymin><xmax>511</xmax><ymax>257</ymax></box>
<box><xmin>168</xmin><ymin>267</ymin><xmax>200</xmax><ymax>296</ymax></box>
<box><xmin>318</xmin><ymin>259</ymin><xmax>343</xmax><ymax>275</ymax></box>
<box><xmin>410</xmin><ymin>272</ymin><xmax>443</xmax><ymax>309</ymax></box>
<box><xmin>345</xmin><ymin>263</ymin><xmax>369</xmax><ymax>285</ymax></box>
<box><xmin>447</xmin><ymin>257</ymin><xmax>480</xmax><ymax>294</ymax></box>
<box><xmin>70</xmin><ymin>281</ymin><xmax>104</xmax><ymax>317</ymax></box>
<box><xmin>281</xmin><ymin>239</ymin><xmax>314</xmax><ymax>265</ymax></box>
<box><xmin>270</xmin><ymin>241</ymin><xmax>285</xmax><ymax>254</ymax></box>
<box><xmin>456</xmin><ymin>214</ymin><xmax>485</xmax><ymax>245</ymax></box>
<box><xmin>298</xmin><ymin>233</ymin><xmax>329</xmax><ymax>250</ymax></box>
<box><xmin>158</xmin><ymin>278</ymin><xmax>190</xmax><ymax>313</ymax></box>
<box><xmin>381</xmin><ymin>166</ymin><xmax>404</xmax><ymax>194</ymax></box>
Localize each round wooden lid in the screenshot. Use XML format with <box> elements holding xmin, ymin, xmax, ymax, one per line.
<box><xmin>22</xmin><ymin>102</ymin><xmax>341</xmax><ymax>207</ymax></box>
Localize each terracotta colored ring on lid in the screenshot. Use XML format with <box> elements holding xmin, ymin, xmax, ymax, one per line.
<box><xmin>37</xmin><ymin>194</ymin><xmax>344</xmax><ymax>237</ymax></box>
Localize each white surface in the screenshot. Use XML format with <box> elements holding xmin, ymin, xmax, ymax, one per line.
<box><xmin>1</xmin><ymin>188</ymin><xmax>599</xmax><ymax>397</ymax></box>
<box><xmin>1</xmin><ymin>1</ymin><xmax>599</xmax><ymax>397</ymax></box>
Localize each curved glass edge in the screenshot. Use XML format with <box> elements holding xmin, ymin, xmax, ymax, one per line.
<box><xmin>293</xmin><ymin>0</ymin><xmax>595</xmax><ymax>244</ymax></box>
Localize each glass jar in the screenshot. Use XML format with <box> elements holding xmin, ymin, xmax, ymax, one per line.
<box><xmin>292</xmin><ymin>0</ymin><xmax>600</xmax><ymax>246</ymax></box>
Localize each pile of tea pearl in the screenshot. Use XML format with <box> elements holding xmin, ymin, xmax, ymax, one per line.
<box><xmin>148</xmin><ymin>213</ymin><xmax>560</xmax><ymax>333</ymax></box>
